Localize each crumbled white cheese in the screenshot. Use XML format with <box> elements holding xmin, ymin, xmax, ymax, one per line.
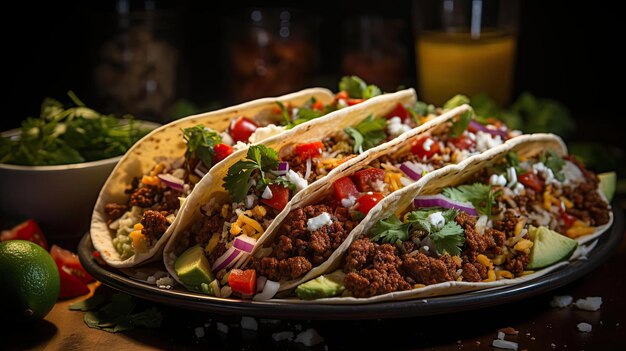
<box><xmin>475</xmin><ymin>131</ymin><xmax>503</xmax><ymax>152</ymax></box>
<box><xmin>490</xmin><ymin>174</ymin><xmax>507</xmax><ymax>187</ymax></box>
<box><xmin>221</xmin><ymin>132</ymin><xmax>234</xmax><ymax>146</ymax></box>
<box><xmin>497</xmin><ymin>331</ymin><xmax>506</xmax><ymax>340</ymax></box>
<box><xmin>272</xmin><ymin>331</ymin><xmax>294</xmax><ymax>341</ymax></box>
<box><xmin>532</xmin><ymin>162</ymin><xmax>556</xmax><ymax>184</ymax></box>
<box><xmin>337</xmin><ymin>99</ymin><xmax>348</xmax><ymax>109</ymax></box>
<box><xmin>248</xmin><ymin>124</ymin><xmax>286</xmax><ymax>144</ymax></box>
<box><xmin>233</xmin><ymin>141</ymin><xmax>248</xmax><ymax>151</ymax></box>
<box><xmin>550</xmin><ymin>295</ymin><xmax>573</xmax><ymax>308</ymax></box>
<box><xmin>577</xmin><ymin>323</ymin><xmax>592</xmax><ymax>333</ymax></box>
<box><xmin>216</xmin><ymin>322</ymin><xmax>229</xmax><ymax>334</ymax></box>
<box><xmin>513</xmin><ymin>182</ymin><xmax>525</xmax><ymax>195</ymax></box>
<box><xmin>294</xmin><ymin>328</ymin><xmax>325</xmax><ymax>346</ymax></box>
<box><xmin>387</xmin><ymin>117</ymin><xmax>412</xmax><ymax>136</ymax></box>
<box><xmin>575</xmin><ymin>297</ymin><xmax>603</xmax><ymax>311</ymax></box>
<box><xmin>467</xmin><ymin>132</ymin><xmax>477</xmax><ymax>141</ymax></box>
<box><xmin>341</xmin><ymin>196</ymin><xmax>356</xmax><ymax>208</ymax></box>
<box><xmin>372</xmin><ymin>179</ymin><xmax>387</xmax><ymax>192</ymax></box>
<box><xmin>194</xmin><ymin>326</ymin><xmax>205</xmax><ymax>338</ymax></box>
<box><xmin>245</xmin><ymin>194</ymin><xmax>257</xmax><ymax>209</ymax></box>
<box><xmin>156</xmin><ymin>276</ymin><xmax>174</xmax><ymax>289</ymax></box>
<box><xmin>286</xmin><ymin>170</ymin><xmax>308</xmax><ymax>192</ymax></box>
<box><xmin>423</xmin><ymin>138</ymin><xmax>434</xmax><ymax>151</ymax></box>
<box><xmin>427</xmin><ymin>211</ymin><xmax>445</xmax><ymax>230</ymax></box>
<box><xmin>492</xmin><ymin>339</ymin><xmax>518</xmax><ymax>350</ymax></box>
<box><xmin>241</xmin><ymin>316</ymin><xmax>258</xmax><ymax>331</ymax></box>
<box><xmin>561</xmin><ymin>160</ymin><xmax>584</xmax><ymax>186</ymax></box>
<box><xmin>506</xmin><ymin>167</ymin><xmax>517</xmax><ymax>188</ymax></box>
<box><xmin>307</xmin><ymin>212</ymin><xmax>332</xmax><ymax>232</ymax></box>
<box><xmin>261</xmin><ymin>186</ymin><xmax>273</xmax><ymax>199</ymax></box>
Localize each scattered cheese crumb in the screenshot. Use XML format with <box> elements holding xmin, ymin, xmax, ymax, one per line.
<box><xmin>577</xmin><ymin>323</ymin><xmax>592</xmax><ymax>332</ymax></box>
<box><xmin>241</xmin><ymin>316</ymin><xmax>258</xmax><ymax>331</ymax></box>
<box><xmin>575</xmin><ymin>297</ymin><xmax>603</xmax><ymax>311</ymax></box>
<box><xmin>498</xmin><ymin>331</ymin><xmax>506</xmax><ymax>340</ymax></box>
<box><xmin>156</xmin><ymin>276</ymin><xmax>174</xmax><ymax>289</ymax></box>
<box><xmin>216</xmin><ymin>322</ymin><xmax>229</xmax><ymax>334</ymax></box>
<box><xmin>294</xmin><ymin>328</ymin><xmax>324</xmax><ymax>346</ymax></box>
<box><xmin>492</xmin><ymin>339</ymin><xmax>518</xmax><ymax>350</ymax></box>
<box><xmin>272</xmin><ymin>331</ymin><xmax>294</xmax><ymax>342</ymax></box>
<box><xmin>194</xmin><ymin>327</ymin><xmax>205</xmax><ymax>338</ymax></box>
<box><xmin>550</xmin><ymin>295</ymin><xmax>573</xmax><ymax>308</ymax></box>
<box><xmin>307</xmin><ymin>212</ymin><xmax>332</xmax><ymax>231</ymax></box>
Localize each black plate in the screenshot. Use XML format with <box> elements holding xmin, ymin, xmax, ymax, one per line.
<box><xmin>79</xmin><ymin>207</ymin><xmax>623</xmax><ymax>320</ymax></box>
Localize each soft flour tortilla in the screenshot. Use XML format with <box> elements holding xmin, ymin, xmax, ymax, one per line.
<box><xmin>91</xmin><ymin>88</ymin><xmax>334</xmax><ymax>268</ymax></box>
<box><xmin>278</xmin><ymin>133</ymin><xmax>613</xmax><ymax>304</ymax></box>
<box><xmin>163</xmin><ymin>89</ymin><xmax>469</xmax><ymax>280</ymax></box>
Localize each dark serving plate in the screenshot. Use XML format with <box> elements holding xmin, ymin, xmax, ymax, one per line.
<box><xmin>79</xmin><ymin>207</ymin><xmax>624</xmax><ymax>320</ymax></box>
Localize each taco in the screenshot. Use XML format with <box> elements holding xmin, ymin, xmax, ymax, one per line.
<box><xmin>282</xmin><ymin>134</ymin><xmax>612</xmax><ymax>303</ymax></box>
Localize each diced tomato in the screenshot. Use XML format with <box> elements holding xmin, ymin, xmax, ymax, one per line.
<box><xmin>384</xmin><ymin>102</ymin><xmax>409</xmax><ymax>121</ymax></box>
<box><xmin>214</xmin><ymin>143</ymin><xmax>234</xmax><ymax>162</ymax></box>
<box><xmin>347</xmin><ymin>98</ymin><xmax>365</xmax><ymax>106</ymax></box>
<box><xmin>518</xmin><ymin>172</ymin><xmax>544</xmax><ymax>192</ymax></box>
<box><xmin>228</xmin><ymin>269</ymin><xmax>256</xmax><ymax>295</ymax></box>
<box><xmin>260</xmin><ymin>184</ymin><xmax>290</xmax><ymax>211</ymax></box>
<box><xmin>410</xmin><ymin>136</ymin><xmax>441</xmax><ymax>160</ymax></box>
<box><xmin>561</xmin><ymin>212</ymin><xmax>577</xmax><ymax>228</ymax></box>
<box><xmin>335</xmin><ymin>91</ymin><xmax>349</xmax><ymax>100</ymax></box>
<box><xmin>229</xmin><ymin>116</ymin><xmax>258</xmax><ymax>143</ymax></box>
<box><xmin>312</xmin><ymin>100</ymin><xmax>325</xmax><ymax>111</ymax></box>
<box><xmin>351</xmin><ymin>168</ymin><xmax>386</xmax><ymax>192</ymax></box>
<box><xmin>51</xmin><ymin>245</ymin><xmax>93</xmax><ymax>284</ymax></box>
<box><xmin>51</xmin><ymin>245</ymin><xmax>92</xmax><ymax>299</ymax></box>
<box><xmin>0</xmin><ymin>219</ymin><xmax>48</xmax><ymax>250</ymax></box>
<box><xmin>295</xmin><ymin>141</ymin><xmax>324</xmax><ymax>159</ymax></box>
<box><xmin>449</xmin><ymin>136</ymin><xmax>475</xmax><ymax>150</ymax></box>
<box><xmin>333</xmin><ymin>177</ymin><xmax>360</xmax><ymax>201</ymax></box>
<box><xmin>356</xmin><ymin>192</ymin><xmax>384</xmax><ymax>215</ymax></box>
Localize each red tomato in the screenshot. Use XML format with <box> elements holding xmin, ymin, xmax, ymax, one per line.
<box><xmin>356</xmin><ymin>192</ymin><xmax>384</xmax><ymax>215</ymax></box>
<box><xmin>333</xmin><ymin>177</ymin><xmax>360</xmax><ymax>201</ymax></box>
<box><xmin>411</xmin><ymin>136</ymin><xmax>441</xmax><ymax>160</ymax></box>
<box><xmin>351</xmin><ymin>168</ymin><xmax>385</xmax><ymax>192</ymax></box>
<box><xmin>260</xmin><ymin>184</ymin><xmax>290</xmax><ymax>211</ymax></box>
<box><xmin>312</xmin><ymin>100</ymin><xmax>324</xmax><ymax>111</ymax></box>
<box><xmin>214</xmin><ymin>143</ymin><xmax>234</xmax><ymax>162</ymax></box>
<box><xmin>384</xmin><ymin>102</ymin><xmax>409</xmax><ymax>121</ymax></box>
<box><xmin>0</xmin><ymin>219</ymin><xmax>48</xmax><ymax>250</ymax></box>
<box><xmin>561</xmin><ymin>212</ymin><xmax>577</xmax><ymax>228</ymax></box>
<box><xmin>228</xmin><ymin>269</ymin><xmax>256</xmax><ymax>295</ymax></box>
<box><xmin>518</xmin><ymin>172</ymin><xmax>544</xmax><ymax>193</ymax></box>
<box><xmin>229</xmin><ymin>116</ymin><xmax>258</xmax><ymax>143</ymax></box>
<box><xmin>335</xmin><ymin>91</ymin><xmax>349</xmax><ymax>100</ymax></box>
<box><xmin>295</xmin><ymin>141</ymin><xmax>324</xmax><ymax>159</ymax></box>
<box><xmin>449</xmin><ymin>136</ymin><xmax>475</xmax><ymax>150</ymax></box>
<box><xmin>51</xmin><ymin>245</ymin><xmax>92</xmax><ymax>299</ymax></box>
<box><xmin>347</xmin><ymin>98</ymin><xmax>365</xmax><ymax>106</ymax></box>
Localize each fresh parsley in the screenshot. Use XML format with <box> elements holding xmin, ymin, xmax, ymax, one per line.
<box><xmin>369</xmin><ymin>216</ymin><xmax>410</xmax><ymax>244</ymax></box>
<box><xmin>223</xmin><ymin>145</ymin><xmax>279</xmax><ymax>202</ymax></box>
<box><xmin>442</xmin><ymin>183</ymin><xmax>496</xmax><ymax>217</ymax></box>
<box><xmin>1</xmin><ymin>92</ymin><xmax>151</xmax><ymax>166</ymax></box>
<box><xmin>182</xmin><ymin>125</ymin><xmax>222</xmax><ymax>171</ymax></box>
<box><xmin>428</xmin><ymin>221</ymin><xmax>465</xmax><ymax>256</ymax></box>
<box><xmin>343</xmin><ymin>115</ymin><xmax>387</xmax><ymax>153</ymax></box>
<box><xmin>339</xmin><ymin>76</ymin><xmax>382</xmax><ymax>99</ymax></box>
<box><xmin>541</xmin><ymin>149</ymin><xmax>565</xmax><ymax>181</ymax></box>
<box><xmin>72</xmin><ymin>293</ymin><xmax>162</xmax><ymax>333</ymax></box>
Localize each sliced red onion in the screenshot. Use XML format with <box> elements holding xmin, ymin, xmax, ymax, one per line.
<box><xmin>400</xmin><ymin>161</ymin><xmax>423</xmax><ymax>181</ymax></box>
<box><xmin>468</xmin><ymin>120</ymin><xmax>508</xmax><ymax>139</ymax></box>
<box><xmin>256</xmin><ymin>276</ymin><xmax>268</xmax><ymax>293</ymax></box>
<box><xmin>233</xmin><ymin>235</ymin><xmax>256</xmax><ymax>253</ymax></box>
<box><xmin>212</xmin><ymin>246</ymin><xmax>244</xmax><ymax>272</ymax></box>
<box><xmin>253</xmin><ymin>280</ymin><xmax>280</xmax><ymax>301</ymax></box>
<box><xmin>157</xmin><ymin>173</ymin><xmax>185</xmax><ymax>192</ymax></box>
<box><xmin>194</xmin><ymin>161</ymin><xmax>209</xmax><ymax>177</ymax></box>
<box><xmin>304</xmin><ymin>157</ymin><xmax>312</xmax><ymax>180</ymax></box>
<box><xmin>272</xmin><ymin>162</ymin><xmax>290</xmax><ymax>176</ymax></box>
<box><xmin>413</xmin><ymin>194</ymin><xmax>478</xmax><ymax>216</ymax></box>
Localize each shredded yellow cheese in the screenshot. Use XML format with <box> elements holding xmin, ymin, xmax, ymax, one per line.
<box><xmin>206</xmin><ymin>232</ymin><xmax>220</xmax><ymax>254</ymax></box>
<box><xmin>129</xmin><ymin>230</ymin><xmax>147</xmax><ymax>252</ymax></box>
<box><xmin>482</xmin><ymin>269</ymin><xmax>496</xmax><ymax>282</ymax></box>
<box><xmin>566</xmin><ymin>220</ymin><xmax>595</xmax><ymax>238</ymax></box>
<box><xmin>477</xmin><ymin>254</ymin><xmax>494</xmax><ymax>270</ymax></box>
<box><xmin>141</xmin><ymin>175</ymin><xmax>160</xmax><ymax>186</ymax></box>
<box><xmin>496</xmin><ymin>270</ymin><xmax>514</xmax><ymax>279</ymax></box>
<box><xmin>150</xmin><ymin>163</ymin><xmax>165</xmax><ymax>176</ymax></box>
<box><xmin>514</xmin><ymin>239</ymin><xmax>534</xmax><ymax>253</ymax></box>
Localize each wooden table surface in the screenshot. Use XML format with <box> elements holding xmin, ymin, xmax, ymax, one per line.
<box><xmin>6</xmin><ymin>206</ymin><xmax>626</xmax><ymax>351</ymax></box>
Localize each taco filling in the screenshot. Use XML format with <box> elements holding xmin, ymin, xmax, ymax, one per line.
<box><xmin>310</xmin><ymin>148</ymin><xmax>610</xmax><ymax>299</ymax></box>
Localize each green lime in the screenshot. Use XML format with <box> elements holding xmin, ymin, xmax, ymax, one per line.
<box><xmin>0</xmin><ymin>240</ymin><xmax>60</xmax><ymax>323</ymax></box>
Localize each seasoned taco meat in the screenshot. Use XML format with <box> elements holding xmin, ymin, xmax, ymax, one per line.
<box><xmin>401</xmin><ymin>253</ymin><xmax>458</xmax><ymax>285</ymax></box>
<box><xmin>141</xmin><ymin>210</ymin><xmax>169</xmax><ymax>243</ymax></box>
<box><xmin>130</xmin><ymin>185</ymin><xmax>162</xmax><ymax>208</ymax></box>
<box><xmin>104</xmin><ymin>203</ymin><xmax>128</xmax><ymax>222</ymax></box>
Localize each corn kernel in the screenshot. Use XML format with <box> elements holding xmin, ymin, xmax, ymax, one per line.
<box><xmin>221</xmin><ymin>204</ymin><xmax>231</xmax><ymax>218</ymax></box>
<box><xmin>514</xmin><ymin>218</ymin><xmax>527</xmax><ymax>237</ymax></box>
<box><xmin>230</xmin><ymin>222</ymin><xmax>242</xmax><ymax>235</ymax></box>
<box><xmin>482</xmin><ymin>269</ymin><xmax>496</xmax><ymax>282</ymax></box>
<box><xmin>477</xmin><ymin>254</ymin><xmax>494</xmax><ymax>270</ymax></box>
<box><xmin>452</xmin><ymin>256</ymin><xmax>462</xmax><ymax>267</ymax></box>
<box><xmin>496</xmin><ymin>270</ymin><xmax>514</xmax><ymax>279</ymax></box>
<box><xmin>129</xmin><ymin>231</ymin><xmax>147</xmax><ymax>252</ymax></box>
<box><xmin>253</xmin><ymin>205</ymin><xmax>267</xmax><ymax>218</ymax></box>
<box><xmin>133</xmin><ymin>223</ymin><xmax>144</xmax><ymax>231</ymax></box>
<box><xmin>206</xmin><ymin>232</ymin><xmax>220</xmax><ymax>254</ymax></box>
<box><xmin>543</xmin><ymin>185</ymin><xmax>553</xmax><ymax>210</ymax></box>
<box><xmin>566</xmin><ymin>223</ymin><xmax>595</xmax><ymax>238</ymax></box>
<box><xmin>514</xmin><ymin>239</ymin><xmax>534</xmax><ymax>252</ymax></box>
<box><xmin>492</xmin><ymin>255</ymin><xmax>506</xmax><ymax>266</ymax></box>
<box><xmin>150</xmin><ymin>163</ymin><xmax>165</xmax><ymax>176</ymax></box>
<box><xmin>141</xmin><ymin>175</ymin><xmax>160</xmax><ymax>186</ymax></box>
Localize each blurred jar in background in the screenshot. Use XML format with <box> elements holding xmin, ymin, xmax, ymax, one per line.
<box><xmin>224</xmin><ymin>8</ymin><xmax>319</xmax><ymax>103</ymax></box>
<box><xmin>342</xmin><ymin>15</ymin><xmax>409</xmax><ymax>92</ymax></box>
<box><xmin>90</xmin><ymin>0</ymin><xmax>187</xmax><ymax>122</ymax></box>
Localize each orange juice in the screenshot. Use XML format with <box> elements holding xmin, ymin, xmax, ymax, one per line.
<box><xmin>416</xmin><ymin>31</ymin><xmax>516</xmax><ymax>106</ymax></box>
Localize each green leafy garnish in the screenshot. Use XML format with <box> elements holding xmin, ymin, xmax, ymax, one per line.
<box><xmin>1</xmin><ymin>92</ymin><xmax>152</xmax><ymax>166</ymax></box>
<box><xmin>369</xmin><ymin>216</ymin><xmax>410</xmax><ymax>244</ymax></box>
<box><xmin>271</xmin><ymin>176</ymin><xmax>296</xmax><ymax>191</ymax></box>
<box><xmin>223</xmin><ymin>145</ymin><xmax>279</xmax><ymax>202</ymax></box>
<box><xmin>449</xmin><ymin>110</ymin><xmax>473</xmax><ymax>138</ymax></box>
<box><xmin>75</xmin><ymin>293</ymin><xmax>162</xmax><ymax>333</ymax></box>
<box><xmin>275</xmin><ymin>101</ymin><xmax>292</xmax><ymax>126</ymax></box>
<box><xmin>69</xmin><ymin>294</ymin><xmax>106</xmax><ymax>311</ymax></box>
<box><xmin>338</xmin><ymin>76</ymin><xmax>382</xmax><ymax>99</ymax></box>
<box><xmin>443</xmin><ymin>94</ymin><xmax>470</xmax><ymax>110</ymax></box>
<box><xmin>411</xmin><ymin>101</ymin><xmax>436</xmax><ymax>116</ymax></box>
<box><xmin>442</xmin><ymin>183</ymin><xmax>496</xmax><ymax>217</ymax></box>
<box><xmin>406</xmin><ymin>208</ymin><xmax>457</xmax><ymax>233</ymax></box>
<box><xmin>506</xmin><ymin>151</ymin><xmax>526</xmax><ymax>175</ymax></box>
<box><xmin>182</xmin><ymin>125</ymin><xmax>222</xmax><ymax>171</ymax></box>
<box><xmin>343</xmin><ymin>115</ymin><xmax>387</xmax><ymax>153</ymax></box>
<box><xmin>541</xmin><ymin>150</ymin><xmax>566</xmax><ymax>181</ymax></box>
<box><xmin>428</xmin><ymin>221</ymin><xmax>465</xmax><ymax>256</ymax></box>
<box><xmin>277</xmin><ymin>98</ymin><xmax>327</xmax><ymax>129</ymax></box>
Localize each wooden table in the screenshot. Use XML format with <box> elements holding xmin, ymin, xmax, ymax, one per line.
<box><xmin>6</xmin><ymin>207</ymin><xmax>626</xmax><ymax>351</ymax></box>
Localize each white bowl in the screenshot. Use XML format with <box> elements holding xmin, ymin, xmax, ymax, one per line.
<box><xmin>0</xmin><ymin>121</ymin><xmax>160</xmax><ymax>238</ymax></box>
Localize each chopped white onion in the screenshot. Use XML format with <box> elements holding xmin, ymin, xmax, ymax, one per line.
<box><xmin>253</xmin><ymin>280</ymin><xmax>280</xmax><ymax>301</ymax></box>
<box><xmin>304</xmin><ymin>157</ymin><xmax>312</xmax><ymax>180</ymax></box>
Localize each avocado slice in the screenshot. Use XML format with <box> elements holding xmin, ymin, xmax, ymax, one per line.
<box><xmin>598</xmin><ymin>171</ymin><xmax>616</xmax><ymax>202</ymax></box>
<box><xmin>527</xmin><ymin>226</ymin><xmax>578</xmax><ymax>270</ymax></box>
<box><xmin>296</xmin><ymin>270</ymin><xmax>346</xmax><ymax>300</ymax></box>
<box><xmin>175</xmin><ymin>245</ymin><xmax>214</xmax><ymax>292</ymax></box>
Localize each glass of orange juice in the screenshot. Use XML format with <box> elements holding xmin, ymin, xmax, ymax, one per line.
<box><xmin>412</xmin><ymin>0</ymin><xmax>519</xmax><ymax>106</ymax></box>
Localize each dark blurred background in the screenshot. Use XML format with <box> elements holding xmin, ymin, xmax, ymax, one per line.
<box><xmin>2</xmin><ymin>0</ymin><xmax>623</xmax><ymax>154</ymax></box>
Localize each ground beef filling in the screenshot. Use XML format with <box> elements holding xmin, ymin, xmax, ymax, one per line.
<box><xmin>105</xmin><ymin>179</ymin><xmax>182</xmax><ymax>222</ymax></box>
<box><xmin>140</xmin><ymin>210</ymin><xmax>169</xmax><ymax>245</ymax></box>
<box><xmin>104</xmin><ymin>203</ymin><xmax>128</xmax><ymax>222</ymax></box>
<box><xmin>254</xmin><ymin>203</ymin><xmax>357</xmax><ymax>281</ymax></box>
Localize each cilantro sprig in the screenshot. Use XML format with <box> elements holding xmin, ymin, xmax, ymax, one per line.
<box><xmin>344</xmin><ymin>115</ymin><xmax>387</xmax><ymax>153</ymax></box>
<box><xmin>442</xmin><ymin>183</ymin><xmax>498</xmax><ymax>217</ymax></box>
<box><xmin>339</xmin><ymin>76</ymin><xmax>382</xmax><ymax>99</ymax></box>
<box><xmin>182</xmin><ymin>125</ymin><xmax>222</xmax><ymax>171</ymax></box>
<box><xmin>541</xmin><ymin>149</ymin><xmax>566</xmax><ymax>181</ymax></box>
<box><xmin>223</xmin><ymin>145</ymin><xmax>279</xmax><ymax>202</ymax></box>
<box><xmin>277</xmin><ymin>99</ymin><xmax>326</xmax><ymax>130</ymax></box>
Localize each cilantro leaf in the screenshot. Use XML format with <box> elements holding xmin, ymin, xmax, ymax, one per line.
<box><xmin>506</xmin><ymin>151</ymin><xmax>526</xmax><ymax>175</ymax></box>
<box><xmin>69</xmin><ymin>294</ymin><xmax>106</xmax><ymax>311</ymax></box>
<box><xmin>79</xmin><ymin>293</ymin><xmax>162</xmax><ymax>333</ymax></box>
<box><xmin>344</xmin><ymin>115</ymin><xmax>387</xmax><ymax>153</ymax></box>
<box><xmin>344</xmin><ymin>127</ymin><xmax>364</xmax><ymax>153</ymax></box>
<box><xmin>443</xmin><ymin>94</ymin><xmax>470</xmax><ymax>110</ymax></box>
<box><xmin>411</xmin><ymin>101</ymin><xmax>436</xmax><ymax>116</ymax></box>
<box><xmin>406</xmin><ymin>209</ymin><xmax>458</xmax><ymax>234</ymax></box>
<box><xmin>542</xmin><ymin>149</ymin><xmax>565</xmax><ymax>181</ymax></box>
<box><xmin>275</xmin><ymin>101</ymin><xmax>292</xmax><ymax>126</ymax></box>
<box><xmin>429</xmin><ymin>221</ymin><xmax>465</xmax><ymax>256</ymax></box>
<box><xmin>339</xmin><ymin>76</ymin><xmax>367</xmax><ymax>98</ymax></box>
<box><xmin>449</xmin><ymin>110</ymin><xmax>473</xmax><ymax>137</ymax></box>
<box><xmin>362</xmin><ymin>84</ymin><xmax>382</xmax><ymax>99</ymax></box>
<box><xmin>442</xmin><ymin>183</ymin><xmax>495</xmax><ymax>216</ymax></box>
<box><xmin>223</xmin><ymin>145</ymin><xmax>279</xmax><ymax>202</ymax></box>
<box><xmin>182</xmin><ymin>125</ymin><xmax>222</xmax><ymax>170</ymax></box>
<box><xmin>369</xmin><ymin>216</ymin><xmax>410</xmax><ymax>244</ymax></box>
<box><xmin>272</xmin><ymin>176</ymin><xmax>296</xmax><ymax>191</ymax></box>
<box><xmin>287</xmin><ymin>107</ymin><xmax>325</xmax><ymax>129</ymax></box>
